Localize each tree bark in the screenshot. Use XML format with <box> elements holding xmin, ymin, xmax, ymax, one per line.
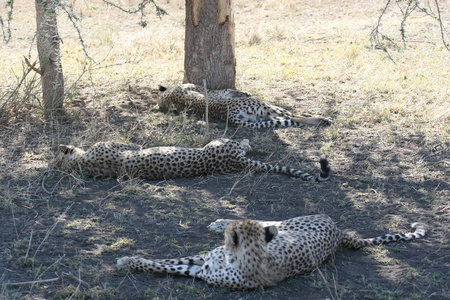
<box><xmin>184</xmin><ymin>0</ymin><xmax>236</xmax><ymax>89</ymax></box>
<box><xmin>35</xmin><ymin>0</ymin><xmax>65</xmax><ymax>118</ymax></box>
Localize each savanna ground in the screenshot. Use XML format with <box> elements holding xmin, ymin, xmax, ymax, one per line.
<box><xmin>1</xmin><ymin>0</ymin><xmax>449</xmax><ymax>299</ymax></box>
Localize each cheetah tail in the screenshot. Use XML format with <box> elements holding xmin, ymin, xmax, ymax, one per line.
<box><xmin>158</xmin><ymin>85</ymin><xmax>167</xmax><ymax>92</ymax></box>
<box><xmin>318</xmin><ymin>155</ymin><xmax>331</xmax><ymax>182</ymax></box>
<box><xmin>341</xmin><ymin>222</ymin><xmax>428</xmax><ymax>249</ymax></box>
<box><xmin>242</xmin><ymin>156</ymin><xmax>330</xmax><ymax>182</ymax></box>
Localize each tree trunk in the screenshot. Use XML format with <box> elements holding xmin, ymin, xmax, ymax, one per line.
<box><xmin>35</xmin><ymin>0</ymin><xmax>65</xmax><ymax>118</ymax></box>
<box><xmin>184</xmin><ymin>0</ymin><xmax>236</xmax><ymax>89</ymax></box>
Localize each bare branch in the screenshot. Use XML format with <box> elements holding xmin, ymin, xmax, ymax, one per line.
<box><xmin>60</xmin><ymin>3</ymin><xmax>93</xmax><ymax>61</ymax></box>
<box><xmin>433</xmin><ymin>0</ymin><xmax>450</xmax><ymax>52</ymax></box>
<box><xmin>371</xmin><ymin>0</ymin><xmax>450</xmax><ymax>58</ymax></box>
<box><xmin>24</xmin><ymin>56</ymin><xmax>42</xmax><ymax>75</ymax></box>
<box><xmin>202</xmin><ymin>79</ymin><xmax>210</xmax><ymax>145</ymax></box>
<box><xmin>102</xmin><ymin>0</ymin><xmax>167</xmax><ymax>27</ymax></box>
<box><xmin>4</xmin><ymin>271</ymin><xmax>90</xmax><ymax>288</ymax></box>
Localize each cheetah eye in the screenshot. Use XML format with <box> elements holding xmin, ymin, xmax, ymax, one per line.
<box><xmin>63</xmin><ymin>147</ymin><xmax>73</xmax><ymax>155</ymax></box>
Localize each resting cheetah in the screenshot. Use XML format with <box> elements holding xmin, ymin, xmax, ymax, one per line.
<box><xmin>55</xmin><ymin>139</ymin><xmax>330</xmax><ymax>182</ymax></box>
<box><xmin>117</xmin><ymin>215</ymin><xmax>428</xmax><ymax>289</ymax></box>
<box><xmin>158</xmin><ymin>84</ymin><xmax>331</xmax><ymax>128</ymax></box>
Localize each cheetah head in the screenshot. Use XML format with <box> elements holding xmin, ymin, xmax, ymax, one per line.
<box><xmin>54</xmin><ymin>144</ymin><xmax>85</xmax><ymax>172</ymax></box>
<box><xmin>224</xmin><ymin>220</ymin><xmax>278</xmax><ymax>250</ymax></box>
<box><xmin>224</xmin><ymin>220</ymin><xmax>278</xmax><ymax>287</ymax></box>
<box><xmin>157</xmin><ymin>85</ymin><xmax>172</xmax><ymax>110</ymax></box>
<box><xmin>239</xmin><ymin>139</ymin><xmax>251</xmax><ymax>153</ymax></box>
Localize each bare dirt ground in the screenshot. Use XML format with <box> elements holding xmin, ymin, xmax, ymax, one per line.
<box><xmin>1</xmin><ymin>0</ymin><xmax>449</xmax><ymax>299</ymax></box>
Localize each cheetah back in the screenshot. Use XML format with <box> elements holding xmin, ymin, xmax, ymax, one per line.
<box><xmin>58</xmin><ymin>139</ymin><xmax>248</xmax><ymax>180</ymax></box>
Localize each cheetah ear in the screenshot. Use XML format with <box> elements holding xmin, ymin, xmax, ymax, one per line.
<box><xmin>225</xmin><ymin>229</ymin><xmax>240</xmax><ymax>247</ymax></box>
<box><xmin>264</xmin><ymin>226</ymin><xmax>278</xmax><ymax>243</ymax></box>
<box><xmin>231</xmin><ymin>230</ymin><xmax>239</xmax><ymax>246</ymax></box>
<box><xmin>158</xmin><ymin>85</ymin><xmax>167</xmax><ymax>92</ymax></box>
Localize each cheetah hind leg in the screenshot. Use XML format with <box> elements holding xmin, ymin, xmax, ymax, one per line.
<box><xmin>290</xmin><ymin>115</ymin><xmax>332</xmax><ymax>125</ymax></box>
<box><xmin>117</xmin><ymin>256</ymin><xmax>203</xmax><ymax>277</ymax></box>
<box><xmin>341</xmin><ymin>222</ymin><xmax>428</xmax><ymax>249</ymax></box>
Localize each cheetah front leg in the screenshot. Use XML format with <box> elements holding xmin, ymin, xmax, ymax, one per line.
<box><xmin>117</xmin><ymin>256</ymin><xmax>203</xmax><ymax>278</ymax></box>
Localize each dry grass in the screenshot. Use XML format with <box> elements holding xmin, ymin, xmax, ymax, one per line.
<box><xmin>2</xmin><ymin>1</ymin><xmax>449</xmax><ymax>132</ymax></box>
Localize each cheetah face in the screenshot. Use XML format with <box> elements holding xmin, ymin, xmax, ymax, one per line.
<box><xmin>157</xmin><ymin>85</ymin><xmax>172</xmax><ymax>110</ymax></box>
<box><xmin>239</xmin><ymin>139</ymin><xmax>251</xmax><ymax>153</ymax></box>
<box><xmin>54</xmin><ymin>145</ymin><xmax>83</xmax><ymax>172</ymax></box>
<box><xmin>57</xmin><ymin>145</ymin><xmax>78</xmax><ymax>160</ymax></box>
<box><xmin>224</xmin><ymin>220</ymin><xmax>278</xmax><ymax>250</ymax></box>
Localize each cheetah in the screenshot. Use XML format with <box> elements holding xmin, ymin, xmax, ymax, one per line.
<box><xmin>116</xmin><ymin>215</ymin><xmax>428</xmax><ymax>290</ymax></box>
<box><xmin>158</xmin><ymin>84</ymin><xmax>332</xmax><ymax>128</ymax></box>
<box><xmin>55</xmin><ymin>139</ymin><xmax>330</xmax><ymax>182</ymax></box>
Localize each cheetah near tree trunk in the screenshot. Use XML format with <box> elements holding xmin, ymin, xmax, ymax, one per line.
<box><xmin>158</xmin><ymin>83</ymin><xmax>332</xmax><ymax>128</ymax></box>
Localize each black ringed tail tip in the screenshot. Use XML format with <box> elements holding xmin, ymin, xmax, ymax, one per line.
<box><xmin>317</xmin><ymin>155</ymin><xmax>331</xmax><ymax>182</ymax></box>
<box><xmin>158</xmin><ymin>85</ymin><xmax>167</xmax><ymax>92</ymax></box>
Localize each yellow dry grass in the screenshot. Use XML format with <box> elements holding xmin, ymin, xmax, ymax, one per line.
<box><xmin>1</xmin><ymin>0</ymin><xmax>449</xmax><ymax>139</ymax></box>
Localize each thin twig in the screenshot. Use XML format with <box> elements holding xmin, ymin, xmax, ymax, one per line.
<box><xmin>371</xmin><ymin>0</ymin><xmax>449</xmax><ymax>55</ymax></box>
<box><xmin>202</xmin><ymin>79</ymin><xmax>210</xmax><ymax>144</ymax></box>
<box><xmin>4</xmin><ymin>276</ymin><xmax>60</xmax><ymax>286</ymax></box>
<box><xmin>228</xmin><ymin>171</ymin><xmax>253</xmax><ymax>195</ymax></box>
<box><xmin>60</xmin><ymin>4</ymin><xmax>93</xmax><ymax>61</ymax></box>
<box><xmin>4</xmin><ymin>271</ymin><xmax>90</xmax><ymax>288</ymax></box>
<box><xmin>10</xmin><ymin>204</ymin><xmax>19</xmax><ymax>240</ymax></box>
<box><xmin>434</xmin><ymin>0</ymin><xmax>450</xmax><ymax>52</ymax></box>
<box><xmin>23</xmin><ymin>56</ymin><xmax>42</xmax><ymax>75</ymax></box>
<box><xmin>102</xmin><ymin>0</ymin><xmax>167</xmax><ymax>18</ymax></box>
<box><xmin>41</xmin><ymin>174</ymin><xmax>52</xmax><ymax>194</ymax></box>
<box><xmin>370</xmin><ymin>0</ymin><xmax>391</xmax><ymax>46</ymax></box>
<box><xmin>315</xmin><ymin>263</ymin><xmax>338</xmax><ymax>300</ymax></box>
<box><xmin>62</xmin><ymin>271</ymin><xmax>90</xmax><ymax>288</ymax></box>
<box><xmin>25</xmin><ymin>231</ymin><xmax>33</xmax><ymax>258</ymax></box>
<box><xmin>33</xmin><ymin>203</ymin><xmax>73</xmax><ymax>258</ymax></box>
<box><xmin>5</xmin><ymin>57</ymin><xmax>37</xmax><ymax>104</ymax></box>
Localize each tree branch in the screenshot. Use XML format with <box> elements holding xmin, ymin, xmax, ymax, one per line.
<box><xmin>202</xmin><ymin>79</ymin><xmax>210</xmax><ymax>144</ymax></box>
<box><xmin>23</xmin><ymin>56</ymin><xmax>42</xmax><ymax>75</ymax></box>
<box><xmin>434</xmin><ymin>0</ymin><xmax>450</xmax><ymax>52</ymax></box>
<box><xmin>4</xmin><ymin>272</ymin><xmax>90</xmax><ymax>288</ymax></box>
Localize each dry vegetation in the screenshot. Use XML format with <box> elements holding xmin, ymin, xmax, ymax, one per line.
<box><xmin>1</xmin><ymin>0</ymin><xmax>449</xmax><ymax>299</ymax></box>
